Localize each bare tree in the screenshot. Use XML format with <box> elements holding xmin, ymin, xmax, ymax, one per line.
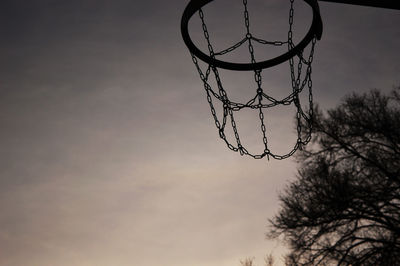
<box><xmin>240</xmin><ymin>257</ymin><xmax>256</xmax><ymax>266</ymax></box>
<box><xmin>268</xmin><ymin>88</ymin><xmax>400</xmax><ymax>265</ymax></box>
<box><xmin>240</xmin><ymin>254</ymin><xmax>275</xmax><ymax>266</ymax></box>
<box><xmin>264</xmin><ymin>254</ymin><xmax>275</xmax><ymax>266</ymax></box>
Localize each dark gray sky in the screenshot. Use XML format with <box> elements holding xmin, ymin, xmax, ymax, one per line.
<box><xmin>0</xmin><ymin>1</ymin><xmax>399</xmax><ymax>265</ymax></box>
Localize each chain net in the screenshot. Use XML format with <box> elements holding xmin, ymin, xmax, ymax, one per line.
<box><xmin>190</xmin><ymin>0</ymin><xmax>317</xmax><ymax>160</ymax></box>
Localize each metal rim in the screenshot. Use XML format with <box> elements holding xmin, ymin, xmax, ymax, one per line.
<box><xmin>181</xmin><ymin>0</ymin><xmax>323</xmax><ymax>71</ymax></box>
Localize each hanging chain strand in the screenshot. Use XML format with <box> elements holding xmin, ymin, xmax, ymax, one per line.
<box><xmin>189</xmin><ymin>0</ymin><xmax>317</xmax><ymax>160</ymax></box>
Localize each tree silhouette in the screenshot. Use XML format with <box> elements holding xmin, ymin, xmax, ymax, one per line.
<box><xmin>268</xmin><ymin>88</ymin><xmax>400</xmax><ymax>265</ymax></box>
<box><xmin>240</xmin><ymin>254</ymin><xmax>275</xmax><ymax>266</ymax></box>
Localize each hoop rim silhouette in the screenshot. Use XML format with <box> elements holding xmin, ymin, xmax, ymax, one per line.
<box><xmin>181</xmin><ymin>0</ymin><xmax>323</xmax><ymax>71</ymax></box>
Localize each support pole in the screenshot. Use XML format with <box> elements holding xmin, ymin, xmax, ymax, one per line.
<box><xmin>318</xmin><ymin>0</ymin><xmax>400</xmax><ymax>10</ymax></box>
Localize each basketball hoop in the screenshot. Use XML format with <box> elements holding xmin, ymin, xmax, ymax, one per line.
<box><xmin>181</xmin><ymin>0</ymin><xmax>323</xmax><ymax>160</ymax></box>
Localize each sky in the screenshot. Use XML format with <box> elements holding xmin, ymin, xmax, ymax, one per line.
<box><xmin>0</xmin><ymin>1</ymin><xmax>399</xmax><ymax>266</ymax></box>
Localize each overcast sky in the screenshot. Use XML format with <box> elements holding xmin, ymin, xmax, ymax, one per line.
<box><xmin>0</xmin><ymin>1</ymin><xmax>399</xmax><ymax>266</ymax></box>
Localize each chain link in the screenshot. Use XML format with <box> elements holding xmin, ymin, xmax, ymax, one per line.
<box><xmin>189</xmin><ymin>1</ymin><xmax>318</xmax><ymax>160</ymax></box>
